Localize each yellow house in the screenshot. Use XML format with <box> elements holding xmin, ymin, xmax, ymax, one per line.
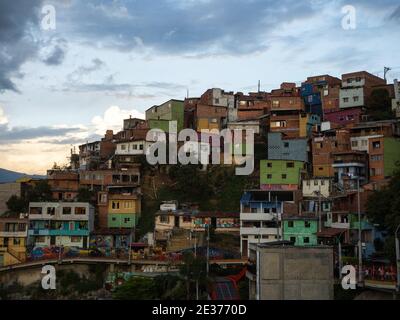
<box><xmin>107</xmin><ymin>194</ymin><xmax>141</xmax><ymax>229</ymax></box>
<box><xmin>0</xmin><ymin>215</ymin><xmax>28</xmax><ymax>267</ymax></box>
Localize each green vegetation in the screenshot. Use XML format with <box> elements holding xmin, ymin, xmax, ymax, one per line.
<box><xmin>366</xmin><ymin>89</ymin><xmax>395</xmax><ymax>121</ymax></box>
<box><xmin>366</xmin><ymin>169</ymin><xmax>400</xmax><ymax>262</ymax></box>
<box><xmin>6</xmin><ymin>180</ymin><xmax>52</xmax><ymax>214</ymax></box>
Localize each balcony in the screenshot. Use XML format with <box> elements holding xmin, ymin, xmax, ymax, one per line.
<box><xmin>28</xmin><ymin>229</ymin><xmax>89</xmax><ymax>236</ymax></box>
<box><xmin>0</xmin><ymin>231</ymin><xmax>27</xmax><ymax>238</ymax></box>
<box><xmin>240</xmin><ymin>227</ymin><xmax>279</xmax><ymax>236</ymax></box>
<box><xmin>330</xmin><ymin>222</ymin><xmax>350</xmax><ymax>229</ymax></box>
<box><xmin>240</xmin><ymin>212</ymin><xmax>278</xmax><ymax>221</ymax></box>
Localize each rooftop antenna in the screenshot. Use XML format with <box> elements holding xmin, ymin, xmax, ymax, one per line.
<box><xmin>384</xmin><ymin>67</ymin><xmax>391</xmax><ymax>81</ymax></box>
<box><xmin>258</xmin><ymin>80</ymin><xmax>261</xmax><ymax>92</ymax></box>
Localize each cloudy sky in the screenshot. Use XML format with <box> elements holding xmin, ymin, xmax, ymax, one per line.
<box><xmin>0</xmin><ymin>0</ymin><xmax>399</xmax><ymax>174</ymax></box>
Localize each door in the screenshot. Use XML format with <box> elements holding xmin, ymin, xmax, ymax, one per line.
<box><xmin>50</xmin><ymin>236</ymin><xmax>56</xmax><ymax>246</ymax></box>
<box><xmin>174</xmin><ymin>216</ymin><xmax>180</xmax><ymax>228</ymax></box>
<box><xmin>0</xmin><ymin>254</ymin><xmax>4</xmax><ymax>267</ymax></box>
<box><xmin>211</xmin><ymin>218</ymin><xmax>217</xmax><ymax>229</ymax></box>
<box><xmin>242</xmin><ymin>240</ymin><xmax>248</xmax><ymax>258</ymax></box>
<box><xmin>83</xmin><ymin>236</ymin><xmax>88</xmax><ymax>249</ymax></box>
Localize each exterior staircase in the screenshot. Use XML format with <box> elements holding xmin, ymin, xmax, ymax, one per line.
<box><xmin>167</xmin><ymin>229</ymin><xmax>204</xmax><ymax>253</ymax></box>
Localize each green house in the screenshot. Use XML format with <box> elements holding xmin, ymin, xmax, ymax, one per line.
<box><xmin>108</xmin><ymin>214</ymin><xmax>138</xmax><ymax>229</ymax></box>
<box><xmin>146</xmin><ymin>99</ymin><xmax>184</xmax><ymax>132</ymax></box>
<box><xmin>283</xmin><ymin>216</ymin><xmax>318</xmax><ymax>246</ymax></box>
<box><xmin>260</xmin><ymin>160</ymin><xmax>304</xmax><ymax>187</ymax></box>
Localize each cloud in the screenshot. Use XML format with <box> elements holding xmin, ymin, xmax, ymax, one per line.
<box><xmin>0</xmin><ymin>0</ymin><xmax>43</xmax><ymax>92</ymax></box>
<box><xmin>91</xmin><ymin>106</ymin><xmax>145</xmax><ymax>135</ymax></box>
<box><xmin>0</xmin><ymin>106</ymin><xmax>8</xmax><ymax>125</ymax></box>
<box><xmin>67</xmin><ymin>58</ymin><xmax>106</xmax><ymax>82</ymax></box>
<box><xmin>40</xmin><ymin>38</ymin><xmax>68</xmax><ymax>66</ymax></box>
<box><xmin>58</xmin><ymin>0</ymin><xmax>316</xmax><ymax>56</ymax></box>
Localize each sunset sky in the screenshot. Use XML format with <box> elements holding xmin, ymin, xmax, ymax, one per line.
<box><xmin>0</xmin><ymin>0</ymin><xmax>400</xmax><ymax>174</ymax></box>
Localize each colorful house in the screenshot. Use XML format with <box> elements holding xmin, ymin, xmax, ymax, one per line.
<box><xmin>146</xmin><ymin>99</ymin><xmax>184</xmax><ymax>132</ymax></box>
<box><xmin>28</xmin><ymin>202</ymin><xmax>94</xmax><ymax>249</ymax></box>
<box><xmin>107</xmin><ymin>194</ymin><xmax>141</xmax><ymax>229</ymax></box>
<box><xmin>0</xmin><ymin>214</ymin><xmax>28</xmax><ymax>266</ymax></box>
<box><xmin>282</xmin><ymin>215</ymin><xmax>318</xmax><ymax>246</ymax></box>
<box><xmin>260</xmin><ymin>160</ymin><xmax>305</xmax><ymax>190</ymax></box>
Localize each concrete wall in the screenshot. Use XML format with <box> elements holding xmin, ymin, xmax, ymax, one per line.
<box><xmin>253</xmin><ymin>245</ymin><xmax>333</xmax><ymax>300</ymax></box>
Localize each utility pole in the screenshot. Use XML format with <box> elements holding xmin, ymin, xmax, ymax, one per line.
<box><xmin>357</xmin><ymin>177</ymin><xmax>363</xmax><ymax>286</ymax></box>
<box><xmin>318</xmin><ymin>186</ymin><xmax>322</xmax><ymax>233</ymax></box>
<box><xmin>384</xmin><ymin>67</ymin><xmax>391</xmax><ymax>81</ymax></box>
<box><xmin>206</xmin><ymin>224</ymin><xmax>210</xmax><ymax>276</ymax></box>
<box><xmin>395</xmin><ymin>224</ymin><xmax>400</xmax><ymax>294</ymax></box>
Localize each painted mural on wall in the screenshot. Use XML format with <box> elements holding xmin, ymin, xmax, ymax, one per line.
<box><xmin>28</xmin><ymin>246</ymin><xmax>80</xmax><ymax>260</ymax></box>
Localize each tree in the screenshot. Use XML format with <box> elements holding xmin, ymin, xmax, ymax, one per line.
<box><xmin>113</xmin><ymin>277</ymin><xmax>158</xmax><ymax>300</ymax></box>
<box><xmin>6</xmin><ymin>195</ymin><xmax>27</xmax><ymax>214</ymax></box>
<box><xmin>366</xmin><ymin>169</ymin><xmax>400</xmax><ymax>262</ymax></box>
<box><xmin>76</xmin><ymin>187</ymin><xmax>96</xmax><ymax>204</ymax></box>
<box><xmin>179</xmin><ymin>252</ymin><xmax>209</xmax><ymax>300</ymax></box>
<box><xmin>366</xmin><ymin>89</ymin><xmax>395</xmax><ymax>121</ymax></box>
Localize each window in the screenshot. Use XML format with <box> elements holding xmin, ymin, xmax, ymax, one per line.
<box><xmin>353</xmin><ymin>96</ymin><xmax>359</xmax><ymax>102</ymax></box>
<box><xmin>112</xmin><ymin>201</ymin><xmax>120</xmax><ymax>209</ymax></box>
<box><xmin>215</xmin><ymin>98</ymin><xmax>220</xmax><ymax>104</ymax></box>
<box><xmin>62</xmin><ymin>207</ymin><xmax>72</xmax><ymax>215</ymax></box>
<box><xmin>121</xmin><ymin>144</ymin><xmax>126</xmax><ymax>150</ymax></box>
<box><xmin>303</xmin><ymin>237</ymin><xmax>310</xmax><ymax>244</ymax></box>
<box><xmin>290</xmin><ymin>236</ymin><xmax>296</xmax><ymax>243</ymax></box>
<box><xmin>47</xmin><ymin>207</ymin><xmax>56</xmax><ymax>215</ymax></box>
<box><xmin>183</xmin><ymin>216</ymin><xmax>191</xmax><ymax>223</ymax></box>
<box><xmin>314</xmin><ymin>180</ymin><xmax>318</xmax><ymax>186</ymax></box>
<box><xmin>371</xmin><ymin>155</ymin><xmax>383</xmax><ymax>161</ymax></box>
<box><xmin>305</xmin><ymin>221</ymin><xmax>311</xmax><ymax>228</ymax></box>
<box><xmin>372</xmin><ymin>141</ymin><xmax>381</xmax><ymax>149</ymax></box>
<box><xmin>361</xmin><ymin>140</ymin><xmax>368</xmax><ymax>147</ymax></box>
<box><xmin>321</xmin><ymin>180</ymin><xmax>325</xmax><ymax>186</ymax></box>
<box><xmin>139</xmin><ymin>144</ymin><xmax>144</xmax><ymax>150</ymax></box>
<box><xmin>306</xmin><ymin>180</ymin><xmax>310</xmax><ymax>186</ymax></box>
<box><xmin>71</xmin><ymin>236</ymin><xmax>82</xmax><ymax>243</ymax></box>
<box><xmin>133</xmin><ymin>144</ymin><xmax>138</xmax><ymax>150</ymax></box>
<box><xmin>124</xmin><ymin>218</ymin><xmax>131</xmax><ymax>223</ymax></box>
<box><xmin>36</xmin><ymin>236</ymin><xmax>46</xmax><ymax>243</ymax></box>
<box><xmin>288</xmin><ymin>221</ymin><xmax>294</xmax><ymax>228</ymax></box>
<box><xmin>267</xmin><ymin>162</ymin><xmax>272</xmax><ymax>168</ymax></box>
<box><xmin>160</xmin><ymin>216</ymin><xmax>169</xmax><ymax>223</ymax></box>
<box><xmin>251</xmin><ymin>208</ymin><xmax>257</xmax><ymax>213</ymax></box>
<box><xmin>281</xmin><ymin>174</ymin><xmax>287</xmax><ymax>179</ymax></box>
<box><xmin>13</xmin><ymin>238</ymin><xmax>21</xmax><ymax>246</ymax></box>
<box><xmin>272</xmin><ymin>100</ymin><xmax>280</xmax><ymax>107</ymax></box>
<box><xmin>267</xmin><ymin>174</ymin><xmax>272</xmax><ymax>179</ymax></box>
<box><xmin>112</xmin><ymin>217</ymin><xmax>117</xmax><ymax>221</ymax></box>
<box><xmin>284</xmin><ymin>142</ymin><xmax>289</xmax><ymax>148</ymax></box>
<box><xmin>75</xmin><ymin>207</ymin><xmax>86</xmax><ymax>215</ymax></box>
<box><xmin>351</xmin><ymin>140</ymin><xmax>358</xmax><ymax>147</ymax></box>
<box><xmin>286</xmin><ymin>162</ymin><xmax>294</xmax><ymax>168</ymax></box>
<box><xmin>343</xmin><ymin>97</ymin><xmax>349</xmax><ymax>103</ymax></box>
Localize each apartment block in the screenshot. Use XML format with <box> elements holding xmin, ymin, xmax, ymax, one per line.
<box><xmin>267</xmin><ymin>132</ymin><xmax>309</xmax><ymax>163</ymax></box>
<box><xmin>107</xmin><ymin>193</ymin><xmax>141</xmax><ymax>229</ymax></box>
<box><xmin>260</xmin><ymin>160</ymin><xmax>305</xmax><ymax>191</ymax></box>
<box><xmin>235</xmin><ymin>91</ymin><xmax>270</xmax><ymax>121</ymax></box>
<box><xmin>282</xmin><ymin>215</ymin><xmax>318</xmax><ymax>246</ymax></box>
<box><xmin>240</xmin><ymin>190</ymin><xmax>298</xmax><ymax>256</ymax></box>
<box><xmin>79</xmin><ymin>130</ymin><xmax>116</xmax><ymax>170</ymax></box>
<box><xmin>0</xmin><ymin>214</ymin><xmax>28</xmax><ymax>266</ymax></box>
<box><xmin>28</xmin><ymin>202</ymin><xmax>94</xmax><ymax>249</ymax></box>
<box><xmin>312</xmin><ymin>129</ymin><xmax>350</xmax><ymax>177</ymax></box>
<box><xmin>146</xmin><ymin>99</ymin><xmax>184</xmax><ymax>132</ymax></box>
<box><xmin>340</xmin><ymin>71</ymin><xmax>386</xmax><ymax>109</ymax></box>
<box><xmin>47</xmin><ymin>170</ymin><xmax>79</xmax><ymax>201</ymax></box>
